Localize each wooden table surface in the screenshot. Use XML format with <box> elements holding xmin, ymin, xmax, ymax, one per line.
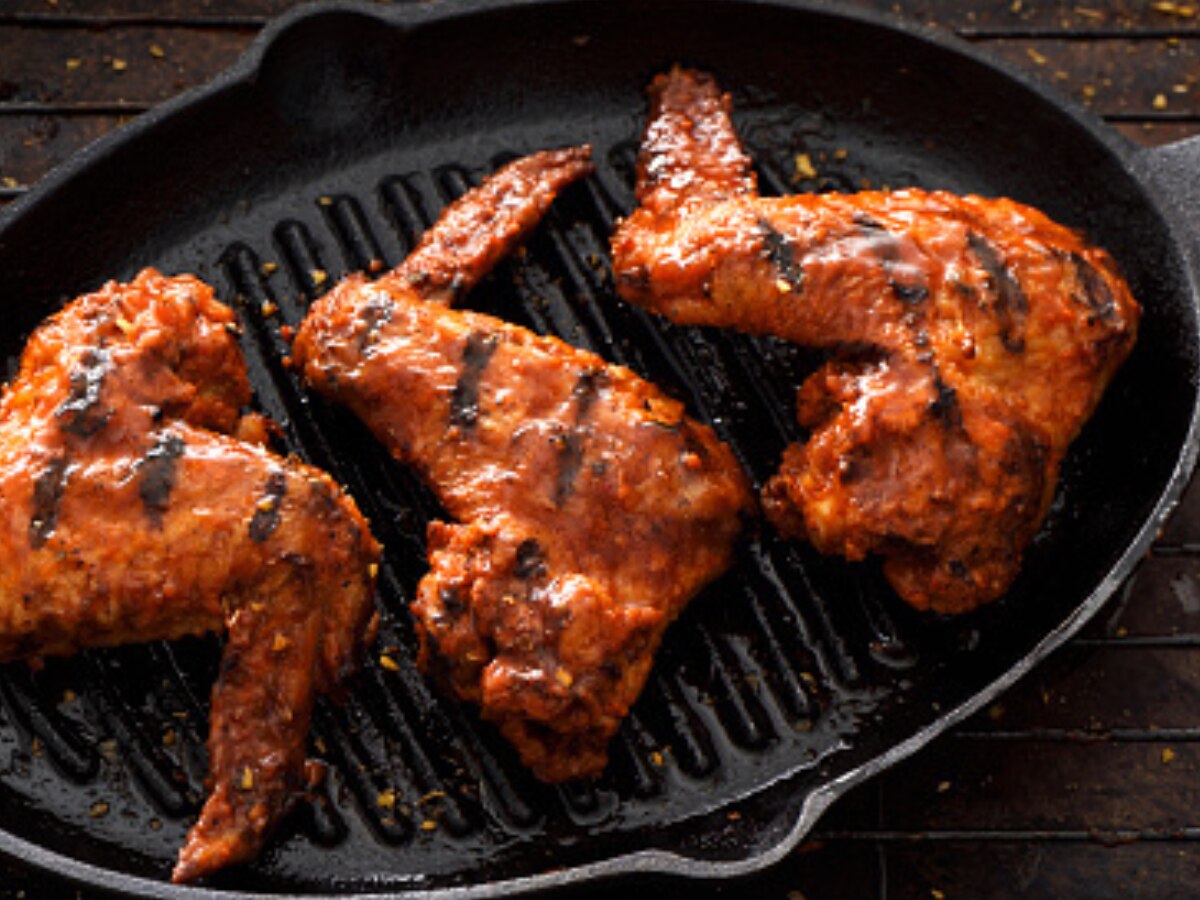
<box><xmin>0</xmin><ymin>2</ymin><xmax>1197</xmax><ymax>898</ymax></box>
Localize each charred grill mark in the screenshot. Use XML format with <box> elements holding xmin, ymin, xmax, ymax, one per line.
<box><xmin>853</xmin><ymin>214</ymin><xmax>929</xmax><ymax>305</ymax></box>
<box><xmin>1069</xmin><ymin>252</ymin><xmax>1119</xmax><ymax>325</ymax></box>
<box><xmin>449</xmin><ymin>330</ymin><xmax>500</xmax><ymax>430</ymax></box>
<box><xmin>968</xmin><ymin>232</ymin><xmax>1029</xmax><ymax>353</ymax></box>
<box><xmin>439</xmin><ymin>586</ymin><xmax>465</xmax><ymax>618</ymax></box>
<box><xmin>759</xmin><ymin>217</ymin><xmax>805</xmax><ymax>292</ymax></box>
<box><xmin>358</xmin><ymin>294</ymin><xmax>394</xmax><ymax>352</ymax></box>
<box><xmin>928</xmin><ymin>370</ymin><xmax>962</xmax><ymax>429</ymax></box>
<box><xmin>56</xmin><ymin>347</ymin><xmax>112</xmax><ymax>437</ymax></box>
<box><xmin>572</xmin><ymin>367</ymin><xmax>608</xmax><ymax>422</ymax></box>
<box><xmin>515</xmin><ymin>538</ymin><xmax>547</xmax><ymax>581</ymax></box>
<box><xmin>891</xmin><ymin>281</ymin><xmax>929</xmax><ymax>305</ymax></box>
<box><xmin>29</xmin><ymin>456</ymin><xmax>69</xmax><ymax>549</ymax></box>
<box><xmin>553</xmin><ymin>368</ymin><xmax>609</xmax><ymax>506</ymax></box>
<box><xmin>552</xmin><ymin>432</ymin><xmax>585</xmax><ymax>507</ymax></box>
<box><xmin>249</xmin><ymin>470</ymin><xmax>288</xmax><ymax>543</ymax></box>
<box><xmin>137</xmin><ymin>431</ymin><xmax>186</xmax><ymax>527</ymax></box>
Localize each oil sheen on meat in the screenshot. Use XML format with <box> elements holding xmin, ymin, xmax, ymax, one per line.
<box><xmin>293</xmin><ymin>148</ymin><xmax>754</xmax><ymax>781</ymax></box>
<box><xmin>0</xmin><ymin>270</ymin><xmax>381</xmax><ymax>882</ymax></box>
<box><xmin>611</xmin><ymin>68</ymin><xmax>1139</xmax><ymax>613</ymax></box>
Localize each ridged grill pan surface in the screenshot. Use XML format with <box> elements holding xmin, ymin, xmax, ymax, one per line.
<box><xmin>0</xmin><ymin>1</ymin><xmax>1197</xmax><ymax>896</ymax></box>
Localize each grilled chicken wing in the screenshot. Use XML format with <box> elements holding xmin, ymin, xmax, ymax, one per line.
<box><xmin>611</xmin><ymin>68</ymin><xmax>1139</xmax><ymax>613</ymax></box>
<box><xmin>293</xmin><ymin>148</ymin><xmax>754</xmax><ymax>781</ymax></box>
<box><xmin>0</xmin><ymin>269</ymin><xmax>380</xmax><ymax>882</ymax></box>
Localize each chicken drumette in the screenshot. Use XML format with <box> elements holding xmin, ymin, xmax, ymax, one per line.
<box><xmin>611</xmin><ymin>68</ymin><xmax>1139</xmax><ymax>613</ymax></box>
<box><xmin>0</xmin><ymin>269</ymin><xmax>380</xmax><ymax>882</ymax></box>
<box><xmin>293</xmin><ymin>148</ymin><xmax>753</xmax><ymax>781</ymax></box>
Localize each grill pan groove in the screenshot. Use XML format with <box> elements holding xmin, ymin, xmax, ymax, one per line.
<box><xmin>0</xmin><ymin>668</ymin><xmax>98</xmax><ymax>784</ymax></box>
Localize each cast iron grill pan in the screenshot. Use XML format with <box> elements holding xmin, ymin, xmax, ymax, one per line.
<box><xmin>0</xmin><ymin>1</ymin><xmax>1197</xmax><ymax>896</ymax></box>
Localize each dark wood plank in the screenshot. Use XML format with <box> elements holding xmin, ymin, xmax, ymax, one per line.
<box><xmin>955</xmin><ymin>645</ymin><xmax>1200</xmax><ymax>734</ymax></box>
<box><xmin>0</xmin><ymin>24</ymin><xmax>251</xmax><ymax>107</ymax></box>
<box><xmin>879</xmin><ymin>737</ymin><xmax>1199</xmax><ymax>831</ymax></box>
<box><xmin>0</xmin><ymin>0</ymin><xmax>291</xmax><ymax>19</ymax></box>
<box><xmin>979</xmin><ymin>37</ymin><xmax>1200</xmax><ymax>117</ymax></box>
<box><xmin>1078</xmin><ymin>557</ymin><xmax>1200</xmax><ymax>642</ymax></box>
<box><xmin>885</xmin><ymin>841</ymin><xmax>1200</xmax><ymax>900</ymax></box>
<box><xmin>843</xmin><ymin>1</ymin><xmax>1200</xmax><ymax>34</ymax></box>
<box><xmin>1112</xmin><ymin>120</ymin><xmax>1200</xmax><ymax>145</ymax></box>
<box><xmin>4</xmin><ymin>1</ymin><xmax>1200</xmax><ymax>36</ymax></box>
<box><xmin>0</xmin><ymin>115</ymin><xmax>124</xmax><ymax>187</ymax></box>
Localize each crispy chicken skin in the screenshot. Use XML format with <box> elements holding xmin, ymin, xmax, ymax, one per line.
<box><xmin>0</xmin><ymin>269</ymin><xmax>380</xmax><ymax>882</ymax></box>
<box><xmin>293</xmin><ymin>148</ymin><xmax>754</xmax><ymax>781</ymax></box>
<box><xmin>611</xmin><ymin>68</ymin><xmax>1139</xmax><ymax>613</ymax></box>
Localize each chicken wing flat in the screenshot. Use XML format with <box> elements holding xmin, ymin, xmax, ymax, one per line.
<box><xmin>611</xmin><ymin>68</ymin><xmax>1139</xmax><ymax>613</ymax></box>
<box><xmin>293</xmin><ymin>148</ymin><xmax>754</xmax><ymax>781</ymax></box>
<box><xmin>0</xmin><ymin>269</ymin><xmax>381</xmax><ymax>882</ymax></box>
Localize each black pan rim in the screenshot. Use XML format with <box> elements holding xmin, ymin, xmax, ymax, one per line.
<box><xmin>1</xmin><ymin>1</ymin><xmax>1198</xmax><ymax>897</ymax></box>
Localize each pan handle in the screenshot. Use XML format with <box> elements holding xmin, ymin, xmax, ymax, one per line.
<box><xmin>1132</xmin><ymin>136</ymin><xmax>1200</xmax><ymax>255</ymax></box>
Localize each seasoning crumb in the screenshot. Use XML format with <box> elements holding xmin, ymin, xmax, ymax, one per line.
<box><xmin>379</xmin><ymin>653</ymin><xmax>400</xmax><ymax>672</ymax></box>
<box><xmin>377</xmin><ymin>788</ymin><xmax>396</xmax><ymax>810</ymax></box>
<box><xmin>1152</xmin><ymin>2</ymin><xmax>1197</xmax><ymax>17</ymax></box>
<box><xmin>1026</xmin><ymin>48</ymin><xmax>1048</xmax><ymax>66</ymax></box>
<box><xmin>272</xmin><ymin>633</ymin><xmax>291</xmax><ymax>652</ymax></box>
<box><xmin>261</xmin><ymin>261</ymin><xmax>279</xmax><ymax>276</ymax></box>
<box><xmin>65</xmin><ymin>58</ymin><xmax>83</xmax><ymax>71</ymax></box>
<box><xmin>90</xmin><ymin>801</ymin><xmax>110</xmax><ymax>818</ymax></box>
<box><xmin>556</xmin><ymin>668</ymin><xmax>574</xmax><ymax>688</ymax></box>
<box><xmin>241</xmin><ymin>767</ymin><xmax>254</xmax><ymax>790</ymax></box>
<box><xmin>261</xmin><ymin>301</ymin><xmax>278</xmax><ymax>317</ymax></box>
<box><xmin>318</xmin><ymin>195</ymin><xmax>333</xmax><ymax>207</ymax></box>
<box><xmin>936</xmin><ymin>780</ymin><xmax>952</xmax><ymax>793</ymax></box>
<box><xmin>311</xmin><ymin>268</ymin><xmax>328</xmax><ymax>286</ymax></box>
<box><xmin>420</xmin><ymin>819</ymin><xmax>438</xmax><ymax>832</ymax></box>
<box><xmin>727</xmin><ymin>810</ymin><xmax>741</xmax><ymax>821</ymax></box>
<box><xmin>1153</xmin><ymin>93</ymin><xmax>1169</xmax><ymax>110</ymax></box>
<box><xmin>931</xmin><ymin>890</ymin><xmax>946</xmax><ymax>900</ymax></box>
<box><xmin>149</xmin><ymin>44</ymin><xmax>165</xmax><ymax>59</ymax></box>
<box><xmin>111</xmin><ymin>58</ymin><xmax>128</xmax><ymax>72</ymax></box>
<box><xmin>776</xmin><ymin>278</ymin><xmax>793</xmax><ymax>293</ymax></box>
<box><xmin>793</xmin><ymin>152</ymin><xmax>817</xmax><ymax>180</ymax></box>
<box><xmin>1161</xmin><ymin>747</ymin><xmax>1176</xmax><ymax>764</ymax></box>
<box><xmin>650</xmin><ymin>750</ymin><xmax>665</xmax><ymax>767</ymax></box>
<box><xmin>368</xmin><ymin>562</ymin><xmax>379</xmax><ymax>579</ymax></box>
